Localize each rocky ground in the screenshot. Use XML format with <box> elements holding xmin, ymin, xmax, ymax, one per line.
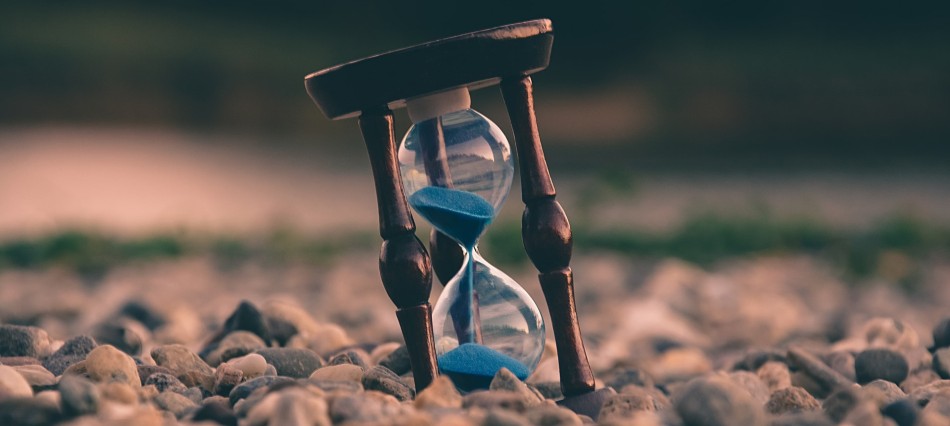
<box><xmin>2</xmin><ymin>252</ymin><xmax>950</xmax><ymax>425</ymax></box>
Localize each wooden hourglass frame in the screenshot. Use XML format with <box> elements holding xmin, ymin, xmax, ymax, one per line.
<box><xmin>304</xmin><ymin>19</ymin><xmax>615</xmax><ymax>417</ymax></box>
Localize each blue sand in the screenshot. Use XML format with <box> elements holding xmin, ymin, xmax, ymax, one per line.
<box><xmin>407</xmin><ymin>186</ymin><xmax>494</xmax><ymax>249</ymax></box>
<box><xmin>439</xmin><ymin>343</ymin><xmax>530</xmax><ymax>382</ymax></box>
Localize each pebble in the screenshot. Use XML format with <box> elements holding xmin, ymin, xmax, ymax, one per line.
<box><xmin>933</xmin><ymin>317</ymin><xmax>950</xmax><ymax>350</ymax></box>
<box><xmin>0</xmin><ymin>325</ymin><xmax>51</xmax><ymax>358</ymax></box>
<box><xmin>0</xmin><ymin>397</ymin><xmax>63</xmax><ymax>425</ymax></box>
<box><xmin>821</xmin><ymin>350</ymin><xmax>857</xmax><ymax>382</ymax></box>
<box><xmin>765</xmin><ymin>386</ymin><xmax>820</xmax><ymax>415</ymax></box>
<box><xmin>464</xmin><ymin>390</ymin><xmax>531</xmax><ymax>412</ymax></box>
<box><xmin>863</xmin><ymin>317</ymin><xmax>919</xmax><ymax>351</ymax></box>
<box><xmin>909</xmin><ymin>380</ymin><xmax>950</xmax><ymax>406</ymax></box>
<box><xmin>756</xmin><ymin>361</ymin><xmax>791</xmax><ymax>393</ymax></box>
<box><xmin>309</xmin><ymin>364</ymin><xmax>364</xmax><ymax>382</ymax></box>
<box><xmin>672</xmin><ymin>376</ymin><xmax>766</xmax><ymax>426</ymax></box>
<box><xmin>201</xmin><ymin>301</ymin><xmax>273</xmax><ymax>363</ymax></box>
<box><xmin>490</xmin><ymin>367</ymin><xmax>544</xmax><ymax>406</ymax></box>
<box><xmin>116</xmin><ymin>300</ymin><xmax>166</xmax><ymax>331</ymax></box>
<box><xmin>247</xmin><ymin>388</ymin><xmax>331</xmax><ymax>426</ymax></box>
<box><xmin>821</xmin><ymin>386</ymin><xmax>862</xmax><ymax>423</ymax></box>
<box><xmin>854</xmin><ymin>348</ymin><xmax>909</xmax><ymax>385</ymax></box>
<box><xmin>882</xmin><ymin>399</ymin><xmax>919</xmax><ymax>426</ymax></box>
<box><xmin>863</xmin><ymin>379</ymin><xmax>906</xmax><ymax>407</ymax></box>
<box><xmin>92</xmin><ymin>318</ymin><xmax>146</xmax><ymax>356</ymax></box>
<box><xmin>649</xmin><ymin>347</ymin><xmax>711</xmax><ymax>384</ymax></box>
<box><xmin>205</xmin><ymin>331</ymin><xmax>267</xmax><ymax>366</ymax></box>
<box><xmin>192</xmin><ymin>398</ymin><xmax>238</xmax><ymax>426</ymax></box>
<box><xmin>84</xmin><ymin>344</ymin><xmax>141</xmax><ymax>388</ymax></box>
<box><xmin>524</xmin><ymin>404</ymin><xmax>583</xmax><ymax>426</ymax></box>
<box><xmin>154</xmin><ymin>390</ymin><xmax>197</xmax><ymax>419</ymax></box>
<box><xmin>533</xmin><ymin>381</ymin><xmax>564</xmax><ymax>400</ymax></box>
<box><xmin>599</xmin><ymin>387</ymin><xmax>669</xmax><ymax>422</ymax></box>
<box><xmin>228</xmin><ymin>375</ymin><xmax>294</xmax><ymax>406</ymax></box>
<box><xmin>786</xmin><ymin>347</ymin><xmax>853</xmax><ymax>395</ymax></box>
<box><xmin>414</xmin><ymin>375</ymin><xmax>462</xmax><ymax>409</ymax></box>
<box><xmin>287</xmin><ymin>324</ymin><xmax>354</xmax><ymax>356</ymax></box>
<box><xmin>328</xmin><ymin>349</ymin><xmax>370</xmax><ymax>371</ymax></box>
<box><xmin>329</xmin><ymin>390</ymin><xmax>405</xmax><ymax>424</ymax></box>
<box><xmin>307</xmin><ymin>379</ymin><xmax>364</xmax><ymax>393</ymax></box>
<box><xmin>150</xmin><ymin>344</ymin><xmax>215</xmax><ymax>390</ymax></box>
<box><xmin>933</xmin><ymin>347</ymin><xmax>950</xmax><ymax>379</ymax></box>
<box><xmin>732</xmin><ymin>348</ymin><xmax>788</xmax><ymax>371</ymax></box>
<box><xmin>0</xmin><ymin>356</ymin><xmax>40</xmax><ymax>366</ymax></box>
<box><xmin>362</xmin><ymin>365</ymin><xmax>413</xmax><ymax>401</ymax></box>
<box><xmin>0</xmin><ymin>365</ymin><xmax>33</xmax><ymax>399</ymax></box>
<box><xmin>261</xmin><ymin>300</ymin><xmax>322</xmax><ymax>346</ymax></box>
<box><xmin>726</xmin><ymin>370</ymin><xmax>770</xmax><ymax>405</ymax></box>
<box><xmin>58</xmin><ymin>375</ymin><xmax>100</xmax><ymax>417</ymax></box>
<box><xmin>256</xmin><ymin>347</ymin><xmax>324</xmax><ymax>378</ymax></box>
<box><xmin>44</xmin><ymin>335</ymin><xmax>97</xmax><ymax>376</ymax></box>
<box><xmin>136</xmin><ymin>364</ymin><xmax>175</xmax><ymax>384</ymax></box>
<box><xmin>605</xmin><ymin>368</ymin><xmax>655</xmax><ymax>390</ymax></box>
<box><xmin>226</xmin><ymin>353</ymin><xmax>267</xmax><ymax>378</ymax></box>
<box><xmin>144</xmin><ymin>372</ymin><xmax>188</xmax><ymax>394</ymax></box>
<box><xmin>378</xmin><ymin>344</ymin><xmax>412</xmax><ymax>375</ymax></box>
<box><xmin>483</xmin><ymin>409</ymin><xmax>532</xmax><ymax>426</ymax></box>
<box><xmin>213</xmin><ymin>363</ymin><xmax>243</xmax><ymax>396</ymax></box>
<box><xmin>13</xmin><ymin>364</ymin><xmax>56</xmax><ymax>390</ymax></box>
<box><xmin>101</xmin><ymin>381</ymin><xmax>139</xmax><ymax>405</ymax></box>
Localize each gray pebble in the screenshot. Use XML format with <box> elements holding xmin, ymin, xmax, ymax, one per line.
<box><xmin>92</xmin><ymin>319</ymin><xmax>144</xmax><ymax>356</ymax></box>
<box><xmin>733</xmin><ymin>348</ymin><xmax>788</xmax><ymax>371</ymax></box>
<box><xmin>933</xmin><ymin>348</ymin><xmax>950</xmax><ymax>379</ymax></box>
<box><xmin>933</xmin><ymin>317</ymin><xmax>950</xmax><ymax>350</ymax></box>
<box><xmin>765</xmin><ymin>386</ymin><xmax>820</xmax><ymax>415</ymax></box>
<box><xmin>855</xmin><ymin>348</ymin><xmax>909</xmax><ymax>385</ymax></box>
<box><xmin>191</xmin><ymin>398</ymin><xmax>238</xmax><ymax>425</ymax></box>
<box><xmin>673</xmin><ymin>376</ymin><xmax>767</xmax><ymax>426</ymax></box>
<box><xmin>204</xmin><ymin>331</ymin><xmax>266</xmax><ymax>367</ymax></box>
<box><xmin>787</xmin><ymin>347</ymin><xmax>853</xmax><ymax>396</ymax></box>
<box><xmin>329</xmin><ymin>391</ymin><xmax>404</xmax><ymax>424</ymax></box>
<box><xmin>58</xmin><ymin>375</ymin><xmax>100</xmax><ymax>417</ymax></box>
<box><xmin>882</xmin><ymin>399</ymin><xmax>919</xmax><ymax>426</ymax></box>
<box><xmin>378</xmin><ymin>344</ymin><xmax>411</xmax><ymax>375</ymax></box>
<box><xmin>181</xmin><ymin>386</ymin><xmax>204</xmax><ymax>404</ymax></box>
<box><xmin>151</xmin><ymin>344</ymin><xmax>215</xmax><ymax>391</ymax></box>
<box><xmin>863</xmin><ymin>379</ymin><xmax>906</xmax><ymax>407</ymax></box>
<box><xmin>0</xmin><ymin>397</ymin><xmax>62</xmax><ymax>426</ymax></box>
<box><xmin>490</xmin><ymin>368</ymin><xmax>542</xmax><ymax>406</ymax></box>
<box><xmin>533</xmin><ymin>381</ymin><xmax>564</xmax><ymax>400</ymax></box>
<box><xmin>144</xmin><ymin>372</ymin><xmax>188</xmax><ymax>394</ymax></box>
<box><xmin>821</xmin><ymin>351</ymin><xmax>856</xmax><ymax>382</ymax></box>
<box><xmin>606</xmin><ymin>368</ymin><xmax>655</xmax><ymax>390</ymax></box>
<box><xmin>362</xmin><ymin>365</ymin><xmax>413</xmax><ymax>401</ymax></box>
<box><xmin>821</xmin><ymin>386</ymin><xmax>862</xmax><ymax>423</ymax></box>
<box><xmin>328</xmin><ymin>349</ymin><xmax>370</xmax><ymax>371</ymax></box>
<box><xmin>213</xmin><ymin>363</ymin><xmax>243</xmax><ymax>397</ymax></box>
<box><xmin>0</xmin><ymin>325</ymin><xmax>50</xmax><ymax>358</ymax></box>
<box><xmin>255</xmin><ymin>347</ymin><xmax>324</xmax><ymax>378</ymax></box>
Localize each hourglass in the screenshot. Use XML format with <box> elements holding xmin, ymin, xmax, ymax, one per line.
<box><xmin>304</xmin><ymin>19</ymin><xmax>615</xmax><ymax>418</ymax></box>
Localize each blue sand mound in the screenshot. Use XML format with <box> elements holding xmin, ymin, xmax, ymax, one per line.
<box><xmin>408</xmin><ymin>186</ymin><xmax>494</xmax><ymax>249</ymax></box>
<box><xmin>438</xmin><ymin>343</ymin><xmax>530</xmax><ymax>390</ymax></box>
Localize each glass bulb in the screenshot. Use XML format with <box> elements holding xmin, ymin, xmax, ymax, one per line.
<box><xmin>398</xmin><ymin>108</ymin><xmax>514</xmax><ymax>213</ymax></box>
<box><xmin>432</xmin><ymin>250</ymin><xmax>545</xmax><ymax>391</ymax></box>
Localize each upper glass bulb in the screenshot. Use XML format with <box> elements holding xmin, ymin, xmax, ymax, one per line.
<box><xmin>397</xmin><ymin>88</ymin><xmax>514</xmax><ymax>214</ymax></box>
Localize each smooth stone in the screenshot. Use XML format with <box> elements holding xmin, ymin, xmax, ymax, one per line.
<box><xmin>116</xmin><ymin>300</ymin><xmax>166</xmax><ymax>331</ymax></box>
<box><xmin>822</xmin><ymin>386</ymin><xmax>862</xmax><ymax>423</ymax></box>
<box><xmin>0</xmin><ymin>357</ymin><xmax>40</xmax><ymax>366</ymax></box>
<box><xmin>463</xmin><ymin>390</ymin><xmax>531</xmax><ymax>412</ymax></box>
<box><xmin>921</xmin><ymin>390</ymin><xmax>950</xmax><ymax>418</ymax></box>
<box><xmin>0</xmin><ymin>325</ymin><xmax>50</xmax><ymax>358</ymax></box>
<box><xmin>933</xmin><ymin>348</ymin><xmax>950</xmax><ymax>379</ymax></box>
<box><xmin>842</xmin><ymin>400</ymin><xmax>886</xmax><ymax>426</ymax></box>
<box><xmin>768</xmin><ymin>412</ymin><xmax>835</xmax><ymax>426</ymax></box>
<box><xmin>261</xmin><ymin>300</ymin><xmax>322</xmax><ymax>347</ymax></box>
<box><xmin>201</xmin><ymin>301</ymin><xmax>273</xmax><ymax>363</ymax></box>
<box><xmin>228</xmin><ymin>375</ymin><xmax>294</xmax><ymax>406</ymax></box>
<box><xmin>327</xmin><ymin>349</ymin><xmax>370</xmax><ymax>371</ymax></box>
<box><xmin>58</xmin><ymin>375</ymin><xmax>100</xmax><ymax>417</ymax></box>
<box><xmin>150</xmin><ymin>344</ymin><xmax>215</xmax><ymax>391</ymax></box>
<box><xmin>821</xmin><ymin>350</ymin><xmax>857</xmax><ymax>382</ymax></box>
<box><xmin>0</xmin><ymin>365</ymin><xmax>33</xmax><ymax>399</ymax></box>
<box><xmin>757</xmin><ymin>361</ymin><xmax>791</xmax><ymax>393</ymax></box>
<box><xmin>192</xmin><ymin>398</ymin><xmax>238</xmax><ymax>426</ymax></box>
<box><xmin>787</xmin><ymin>347</ymin><xmax>854</xmax><ymax>395</ymax></box>
<box><xmin>901</xmin><ymin>369</ymin><xmax>941</xmax><ymax>394</ymax></box>
<box><xmin>136</xmin><ymin>365</ymin><xmax>175</xmax><ymax>385</ymax></box>
<box><xmin>263</xmin><ymin>364</ymin><xmax>277</xmax><ymax>376</ymax></box>
<box><xmin>606</xmin><ymin>368</ymin><xmax>655</xmax><ymax>390</ymax></box>
<box><xmin>732</xmin><ymin>348</ymin><xmax>788</xmax><ymax>371</ymax></box>
<box><xmin>45</xmin><ymin>355</ymin><xmax>86</xmax><ymax>377</ymax></box>
<box><xmin>362</xmin><ymin>365</ymin><xmax>413</xmax><ymax>401</ymax></box>
<box><xmin>882</xmin><ymin>399</ymin><xmax>919</xmax><ymax>426</ymax></box>
<box><xmin>256</xmin><ymin>347</ymin><xmax>324</xmax><ymax>378</ymax></box>
<box><xmin>84</xmin><ymin>345</ymin><xmax>140</xmax><ymax>388</ymax></box>
<box><xmin>855</xmin><ymin>348</ymin><xmax>909</xmax><ymax>385</ymax></box>
<box><xmin>286</xmin><ymin>324</ymin><xmax>354</xmax><ymax>356</ymax></box>
<box><xmin>524</xmin><ymin>405</ymin><xmax>583</xmax><ymax>426</ymax></box>
<box><xmin>144</xmin><ymin>372</ymin><xmax>188</xmax><ymax>394</ymax></box>
<box><xmin>329</xmin><ymin>391</ymin><xmax>405</xmax><ymax>424</ymax></box>
<box><xmin>726</xmin><ymin>370</ymin><xmax>770</xmax><ymax>405</ymax></box>
<box><xmin>309</xmin><ymin>364</ymin><xmax>363</xmax><ymax>383</ymax></box>
<box><xmin>306</xmin><ymin>379</ymin><xmax>363</xmax><ymax>393</ymax></box>
<box><xmin>672</xmin><ymin>376</ymin><xmax>767</xmax><ymax>426</ymax></box>
<box><xmin>205</xmin><ymin>331</ymin><xmax>267</xmax><ymax>367</ymax></box>
<box><xmin>765</xmin><ymin>386</ymin><xmax>820</xmax><ymax>415</ymax></box>
<box><xmin>369</xmin><ymin>342</ymin><xmax>402</xmax><ymax>365</ymax></box>
<box><xmin>864</xmin><ymin>379</ymin><xmax>906</xmax><ymax>407</ymax></box>
<box><xmin>599</xmin><ymin>387</ymin><xmax>670</xmax><ymax>422</ymax></box>
<box><xmin>92</xmin><ymin>318</ymin><xmax>146</xmax><ymax>356</ymax></box>
<box><xmin>154</xmin><ymin>391</ymin><xmax>197</xmax><ymax>419</ymax></box>
<box><xmin>43</xmin><ymin>335</ymin><xmax>97</xmax><ymax>376</ymax></box>
<box><xmin>0</xmin><ymin>397</ymin><xmax>62</xmax><ymax>425</ymax></box>
<box><xmin>649</xmin><ymin>347</ymin><xmax>712</xmax><ymax>384</ymax></box>
<box><xmin>226</xmin><ymin>353</ymin><xmax>267</xmax><ymax>379</ymax></box>
<box><xmin>247</xmin><ymin>388</ymin><xmax>331</xmax><ymax>426</ymax></box>
<box><xmin>933</xmin><ymin>317</ymin><xmax>950</xmax><ymax>350</ymax></box>
<box><xmin>490</xmin><ymin>367</ymin><xmax>543</xmax><ymax>406</ymax></box>
<box><xmin>99</xmin><ymin>381</ymin><xmax>138</xmax><ymax>405</ymax></box>
<box><xmin>483</xmin><ymin>409</ymin><xmax>532</xmax><ymax>426</ymax></box>
<box><xmin>533</xmin><ymin>381</ymin><xmax>564</xmax><ymax>400</ymax></box>
<box><xmin>414</xmin><ymin>376</ymin><xmax>462</xmax><ymax>410</ymax></box>
<box><xmin>13</xmin><ymin>364</ymin><xmax>56</xmax><ymax>390</ymax></box>
<box><xmin>213</xmin><ymin>363</ymin><xmax>243</xmax><ymax>397</ymax></box>
<box><xmin>378</xmin><ymin>344</ymin><xmax>412</xmax><ymax>375</ymax></box>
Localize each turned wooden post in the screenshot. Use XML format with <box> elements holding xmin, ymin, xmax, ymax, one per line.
<box><xmin>500</xmin><ymin>76</ymin><xmax>596</xmax><ymax>397</ymax></box>
<box><xmin>358</xmin><ymin>107</ymin><xmax>438</xmax><ymax>391</ymax></box>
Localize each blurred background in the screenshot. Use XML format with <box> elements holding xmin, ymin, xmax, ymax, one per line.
<box><xmin>2</xmin><ymin>1</ymin><xmax>950</xmax><ymax>345</ymax></box>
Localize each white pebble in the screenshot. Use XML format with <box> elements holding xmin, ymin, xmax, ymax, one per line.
<box><xmin>228</xmin><ymin>354</ymin><xmax>267</xmax><ymax>378</ymax></box>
